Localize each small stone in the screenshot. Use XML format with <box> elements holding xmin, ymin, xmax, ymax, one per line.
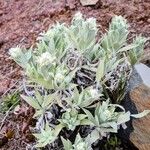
<box><xmin>135</xmin><ymin>63</ymin><xmax>150</xmax><ymax>87</ymax></box>
<box><xmin>147</xmin><ymin>19</ymin><xmax>150</xmax><ymax>23</ymax></box>
<box><xmin>66</xmin><ymin>0</ymin><xmax>76</xmax><ymax>9</ymax></box>
<box><xmin>80</xmin><ymin>0</ymin><xmax>99</xmax><ymax>6</ymax></box>
<box><xmin>0</xmin><ymin>10</ymin><xmax>3</xmax><ymax>16</ymax></box>
<box><xmin>130</xmin><ymin>84</ymin><xmax>150</xmax><ymax>150</ymax></box>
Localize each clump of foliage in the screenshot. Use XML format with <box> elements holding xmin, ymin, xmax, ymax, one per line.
<box><xmin>104</xmin><ymin>135</ymin><xmax>121</xmax><ymax>150</ymax></box>
<box><xmin>0</xmin><ymin>92</ymin><xmax>20</xmax><ymax>114</ymax></box>
<box><xmin>9</xmin><ymin>12</ymin><xmax>149</xmax><ymax>149</ymax></box>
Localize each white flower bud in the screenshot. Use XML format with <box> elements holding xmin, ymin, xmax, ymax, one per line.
<box><xmin>55</xmin><ymin>72</ymin><xmax>64</xmax><ymax>82</ymax></box>
<box><xmin>9</xmin><ymin>47</ymin><xmax>22</xmax><ymax>58</ymax></box>
<box><xmin>74</xmin><ymin>12</ymin><xmax>83</xmax><ymax>21</ymax></box>
<box><xmin>87</xmin><ymin>18</ymin><xmax>97</xmax><ymax>30</ymax></box>
<box><xmin>38</xmin><ymin>52</ymin><xmax>55</xmax><ymax>66</ymax></box>
<box><xmin>90</xmin><ymin>88</ymin><xmax>99</xmax><ymax>98</ymax></box>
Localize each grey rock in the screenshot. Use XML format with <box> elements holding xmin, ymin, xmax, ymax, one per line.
<box><xmin>135</xmin><ymin>63</ymin><xmax>150</xmax><ymax>87</ymax></box>
<box><xmin>80</xmin><ymin>0</ymin><xmax>99</xmax><ymax>6</ymax></box>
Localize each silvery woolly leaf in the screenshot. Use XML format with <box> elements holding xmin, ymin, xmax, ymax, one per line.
<box><xmin>9</xmin><ymin>47</ymin><xmax>32</xmax><ymax>68</ymax></box>
<box><xmin>54</xmin><ymin>124</ymin><xmax>64</xmax><ymax>136</ymax></box>
<box><xmin>101</xmin><ymin>122</ymin><xmax>118</xmax><ymax>131</ymax></box>
<box><xmin>132</xmin><ymin>36</ymin><xmax>147</xmax><ymax>54</ymax></box>
<box><xmin>86</xmin><ymin>129</ymin><xmax>100</xmax><ymax>144</ymax></box>
<box><xmin>117</xmin><ymin>111</ymin><xmax>131</xmax><ymax>125</ymax></box>
<box><xmin>108</xmin><ymin>104</ymin><xmax>125</xmax><ymax>112</ymax></box>
<box><xmin>128</xmin><ymin>50</ymin><xmax>137</xmax><ymax>65</ymax></box>
<box><xmin>98</xmin><ymin>127</ymin><xmax>117</xmax><ymax>134</ymax></box>
<box><xmin>35</xmin><ymin>90</ymin><xmax>43</xmax><ymax>105</ymax></box>
<box><xmin>33</xmin><ymin>109</ymin><xmax>44</xmax><ymax>118</ymax></box>
<box><xmin>110</xmin><ymin>16</ymin><xmax>128</xmax><ymax>31</ymax></box>
<box><xmin>117</xmin><ymin>44</ymin><xmax>138</xmax><ymax>53</ymax></box>
<box><xmin>61</xmin><ymin>137</ymin><xmax>73</xmax><ymax>150</ymax></box>
<box><xmin>42</xmin><ymin>94</ymin><xmax>56</xmax><ymax>108</ymax></box>
<box><xmin>106</xmin><ymin>57</ymin><xmax>124</xmax><ymax>73</ymax></box>
<box><xmin>80</xmin><ymin>119</ymin><xmax>93</xmax><ymax>126</ymax></box>
<box><xmin>96</xmin><ymin>58</ymin><xmax>105</xmax><ymax>82</ymax></box>
<box><xmin>83</xmin><ymin>108</ymin><xmax>97</xmax><ymax>125</ymax></box>
<box><xmin>78</xmin><ymin>114</ymin><xmax>87</xmax><ymax>120</ymax></box>
<box><xmin>21</xmin><ymin>94</ymin><xmax>41</xmax><ymax>109</ymax></box>
<box><xmin>128</xmin><ymin>36</ymin><xmax>147</xmax><ymax>65</ymax></box>
<box><xmin>131</xmin><ymin>110</ymin><xmax>150</xmax><ymax>118</ymax></box>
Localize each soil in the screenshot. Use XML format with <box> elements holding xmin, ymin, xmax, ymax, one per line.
<box><xmin>0</xmin><ymin>0</ymin><xmax>150</xmax><ymax>149</ymax></box>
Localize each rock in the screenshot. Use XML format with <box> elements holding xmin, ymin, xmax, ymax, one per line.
<box><xmin>80</xmin><ymin>0</ymin><xmax>99</xmax><ymax>6</ymax></box>
<box><xmin>130</xmin><ymin>84</ymin><xmax>150</xmax><ymax>150</ymax></box>
<box><xmin>135</xmin><ymin>63</ymin><xmax>150</xmax><ymax>87</ymax></box>
<box><xmin>118</xmin><ymin>67</ymin><xmax>141</xmax><ymax>149</ymax></box>
<box><xmin>118</xmin><ymin>64</ymin><xmax>150</xmax><ymax>149</ymax></box>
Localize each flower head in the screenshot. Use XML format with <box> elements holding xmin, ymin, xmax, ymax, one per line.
<box><xmin>9</xmin><ymin>47</ymin><xmax>22</xmax><ymax>58</ymax></box>
<box><xmin>38</xmin><ymin>52</ymin><xmax>55</xmax><ymax>66</ymax></box>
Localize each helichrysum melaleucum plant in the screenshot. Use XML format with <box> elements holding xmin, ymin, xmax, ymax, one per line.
<box><xmin>9</xmin><ymin>12</ymin><xmax>149</xmax><ymax>149</ymax></box>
